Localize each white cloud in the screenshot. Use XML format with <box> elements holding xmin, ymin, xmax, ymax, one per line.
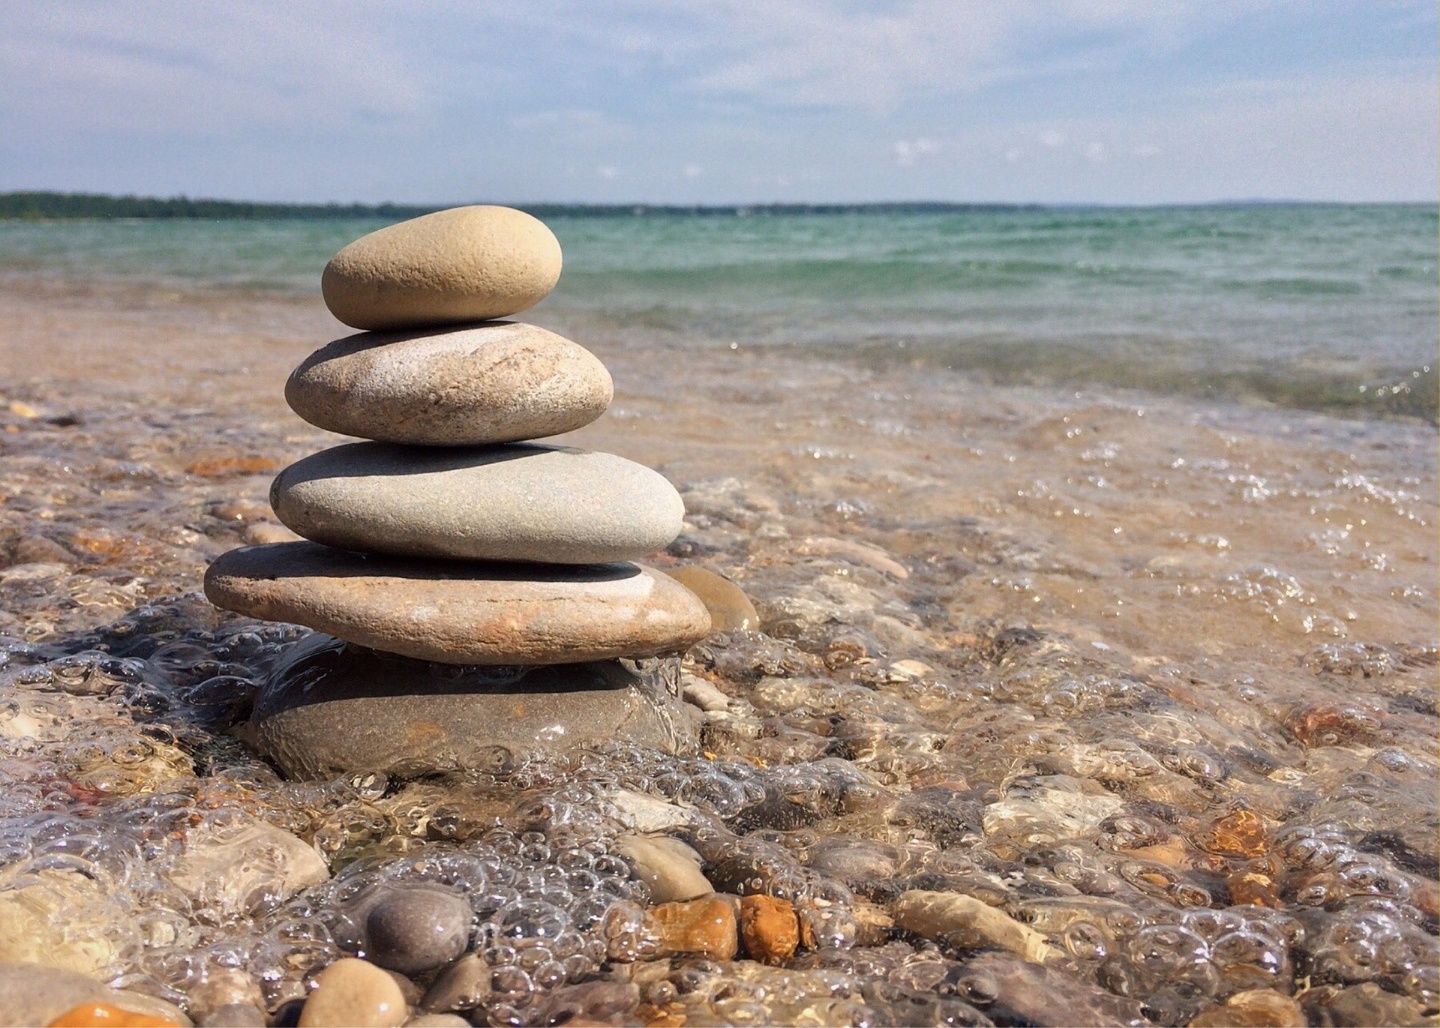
<box><xmin>606</xmin><ymin>0</ymin><xmax>1256</xmax><ymax>111</ymax></box>
<box><xmin>596</xmin><ymin>165</ymin><xmax>619</xmax><ymax>181</ymax></box>
<box><xmin>894</xmin><ymin>137</ymin><xmax>941</xmax><ymax>167</ymax></box>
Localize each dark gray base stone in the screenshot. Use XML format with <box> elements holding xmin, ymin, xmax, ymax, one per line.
<box><xmin>249</xmin><ymin>633</ymin><xmax>698</xmax><ymax>780</ymax></box>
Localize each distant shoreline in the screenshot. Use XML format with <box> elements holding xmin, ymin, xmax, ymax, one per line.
<box><xmin>1</xmin><ymin>191</ymin><xmax>1432</xmax><ymax>221</ymax></box>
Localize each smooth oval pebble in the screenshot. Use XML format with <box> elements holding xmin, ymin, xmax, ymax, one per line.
<box><xmin>204</xmin><ymin>542</ymin><xmax>711</xmax><ymax>664</ymax></box>
<box><xmin>252</xmin><ymin>636</ymin><xmax>697</xmax><ymax>779</ymax></box>
<box><xmin>660</xmin><ymin>566</ymin><xmax>758</xmax><ymax>632</ymax></box>
<box><xmin>614</xmin><ymin>835</ymin><xmax>713</xmax><ymax>903</ymax></box>
<box><xmin>364</xmin><ymin>887</ymin><xmax>472</xmax><ymax>975</ymax></box>
<box><xmin>322</xmin><ymin>206</ymin><xmax>562</xmax><ymax>331</ymax></box>
<box><xmin>298</xmin><ymin>958</ymin><xmax>406</xmax><ymax>1028</ymax></box>
<box><xmin>285</xmin><ymin>323</ymin><xmax>612</xmax><ymax>446</ymax></box>
<box><xmin>271</xmin><ymin>442</ymin><xmax>684</xmax><ymax>564</ymax></box>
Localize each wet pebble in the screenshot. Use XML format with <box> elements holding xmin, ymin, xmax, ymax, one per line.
<box><xmin>186</xmin><ymin>969</ymin><xmax>264</xmax><ymax>1023</ymax></box>
<box><xmin>740</xmin><ymin>894</ymin><xmax>800</xmax><ymax>965</ymax></box>
<box><xmin>959</xmin><ymin>951</ymin><xmax>1147</xmax><ymax>1027</ymax></box>
<box><xmin>649</xmin><ymin>897</ymin><xmax>739</xmax><ymax>959</ymax></box>
<box><xmin>166</xmin><ymin>822</ymin><xmax>330</xmax><ymax>917</ymax></box>
<box><xmin>891</xmin><ymin>890</ymin><xmax>1058</xmax><ymax>964</ymax></box>
<box><xmin>197</xmin><ymin>1005</ymin><xmax>267</xmax><ymax>1028</ymax></box>
<box><xmin>535</xmin><ymin>981</ymin><xmax>640</xmax><ymax>1026</ymax></box>
<box><xmin>1189</xmin><ymin>988</ymin><xmax>1304</xmax><ymax>1027</ymax></box>
<box><xmin>47</xmin><ymin>1004</ymin><xmax>181</xmax><ymax>1027</ymax></box>
<box><xmin>1305</xmin><ymin>982</ymin><xmax>1428</xmax><ymax>1027</ymax></box>
<box><xmin>0</xmin><ymin>867</ymin><xmax>121</xmax><ymax>975</ymax></box>
<box><xmin>795</xmin><ymin>536</ymin><xmax>909</xmax><ymax>578</ymax></box>
<box><xmin>0</xmin><ymin>964</ymin><xmax>191</xmax><ymax>1027</ymax></box>
<box><xmin>364</xmin><ymin>886</ymin><xmax>473</xmax><ymax>975</ymax></box>
<box><xmin>661</xmin><ymin>566</ymin><xmax>760</xmax><ymax>631</ymax></box>
<box><xmin>420</xmin><ymin>953</ymin><xmax>489</xmax><ymax>1014</ymax></box>
<box><xmin>252</xmin><ymin>636</ymin><xmax>696</xmax><ymax>779</ymax></box>
<box><xmin>615</xmin><ymin>834</ymin><xmax>713</xmax><ymax>903</ymax></box>
<box><xmin>298</xmin><ymin>958</ymin><xmax>407</xmax><ymax>1028</ymax></box>
<box><xmin>805</xmin><ymin>837</ymin><xmax>900</xmax><ymax>884</ymax></box>
<box><xmin>679</xmin><ymin>673</ymin><xmax>731</xmax><ymax>712</ymax></box>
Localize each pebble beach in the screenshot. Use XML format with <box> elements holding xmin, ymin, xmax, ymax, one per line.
<box><xmin>0</xmin><ymin>208</ymin><xmax>1435</xmax><ymax>1027</ymax></box>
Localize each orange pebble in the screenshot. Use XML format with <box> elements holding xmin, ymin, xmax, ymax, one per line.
<box><xmin>48</xmin><ymin>1003</ymin><xmax>180</xmax><ymax>1028</ymax></box>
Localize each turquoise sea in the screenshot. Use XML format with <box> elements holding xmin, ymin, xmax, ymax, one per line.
<box><xmin>1</xmin><ymin>204</ymin><xmax>1435</xmax><ymax>421</ymax></box>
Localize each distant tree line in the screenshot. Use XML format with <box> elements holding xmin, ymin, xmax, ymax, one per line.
<box><xmin>0</xmin><ymin>192</ymin><xmax>438</xmax><ymax>220</ymax></box>
<box><xmin>0</xmin><ymin>191</ymin><xmax>1041</xmax><ymax>221</ymax></box>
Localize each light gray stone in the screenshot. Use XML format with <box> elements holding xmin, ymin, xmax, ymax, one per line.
<box><xmin>252</xmin><ymin>634</ymin><xmax>698</xmax><ymax>779</ymax></box>
<box><xmin>615</xmin><ymin>834</ymin><xmax>713</xmax><ymax>902</ymax></box>
<box><xmin>165</xmin><ymin>821</ymin><xmax>329</xmax><ymax>916</ymax></box>
<box><xmin>200</xmin><ymin>1004</ymin><xmax>267</xmax><ymax>1027</ymax></box>
<box><xmin>363</xmin><ymin>886</ymin><xmax>472</xmax><ymax>975</ymax></box>
<box><xmin>270</xmin><ymin>442</ymin><xmax>684</xmax><ymax>565</ymax></box>
<box><xmin>187</xmin><ymin>969</ymin><xmax>265</xmax><ymax>1024</ymax></box>
<box><xmin>285</xmin><ymin>323</ymin><xmax>612</xmax><ymax>446</ymax></box>
<box><xmin>599</xmin><ymin>790</ymin><xmax>698</xmax><ymax>833</ymax></box>
<box><xmin>322</xmin><ymin>206</ymin><xmax>563</xmax><ymax>331</ymax></box>
<box><xmin>205</xmin><ymin>543</ymin><xmax>711</xmax><ymax>665</ymax></box>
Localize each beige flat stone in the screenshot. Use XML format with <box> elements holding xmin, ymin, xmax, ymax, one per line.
<box><xmin>285</xmin><ymin>323</ymin><xmax>612</xmax><ymax>446</ymax></box>
<box><xmin>270</xmin><ymin>442</ymin><xmax>684</xmax><ymax>564</ymax></box>
<box><xmin>204</xmin><ymin>542</ymin><xmax>711</xmax><ymax>664</ymax></box>
<box><xmin>322</xmin><ymin>206</ymin><xmax>562</xmax><ymax>330</ymax></box>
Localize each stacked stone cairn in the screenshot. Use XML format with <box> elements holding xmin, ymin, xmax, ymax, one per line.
<box><xmin>205</xmin><ymin>206</ymin><xmax>711</xmax><ymax>779</ymax></box>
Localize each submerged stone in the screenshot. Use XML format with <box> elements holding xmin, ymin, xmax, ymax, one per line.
<box><xmin>0</xmin><ymin>964</ymin><xmax>191</xmax><ymax>1028</ymax></box>
<box><xmin>285</xmin><ymin>323</ymin><xmax>612</xmax><ymax>447</ymax></box>
<box><xmin>249</xmin><ymin>634</ymin><xmax>698</xmax><ymax>779</ymax></box>
<box><xmin>740</xmin><ymin>894</ymin><xmax>800</xmax><ymax>965</ymax></box>
<box><xmin>204</xmin><ymin>543</ymin><xmax>710</xmax><ymax>665</ymax></box>
<box><xmin>270</xmin><ymin>442</ymin><xmax>685</xmax><ymax>565</ymax></box>
<box><xmin>614</xmin><ymin>834</ymin><xmax>712</xmax><ymax>903</ymax></box>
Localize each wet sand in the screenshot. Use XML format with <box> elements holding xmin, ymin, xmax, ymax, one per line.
<box><xmin>0</xmin><ymin>276</ymin><xmax>1436</xmax><ymax>1025</ymax></box>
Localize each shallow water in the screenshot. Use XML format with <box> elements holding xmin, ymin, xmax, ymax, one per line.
<box><xmin>2</xmin><ymin>204</ymin><xmax>1436</xmax><ymax>420</ymax></box>
<box><xmin>0</xmin><ymin>259</ymin><xmax>1435</xmax><ymax>1025</ymax></box>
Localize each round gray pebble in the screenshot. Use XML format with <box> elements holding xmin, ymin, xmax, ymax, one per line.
<box><xmin>365</xmin><ymin>887</ymin><xmax>473</xmax><ymax>975</ymax></box>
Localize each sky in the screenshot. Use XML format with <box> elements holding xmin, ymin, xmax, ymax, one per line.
<box><xmin>1</xmin><ymin>0</ymin><xmax>1435</xmax><ymax>205</ymax></box>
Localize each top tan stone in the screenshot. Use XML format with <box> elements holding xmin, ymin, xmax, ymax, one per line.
<box><xmin>322</xmin><ymin>206</ymin><xmax>563</xmax><ymax>331</ymax></box>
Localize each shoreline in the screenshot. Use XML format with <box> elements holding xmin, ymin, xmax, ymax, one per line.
<box><xmin>2</xmin><ymin>269</ymin><xmax>1436</xmax><ymax>428</ymax></box>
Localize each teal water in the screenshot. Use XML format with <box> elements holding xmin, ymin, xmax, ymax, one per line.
<box><xmin>1</xmin><ymin>204</ymin><xmax>1435</xmax><ymax>420</ymax></box>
